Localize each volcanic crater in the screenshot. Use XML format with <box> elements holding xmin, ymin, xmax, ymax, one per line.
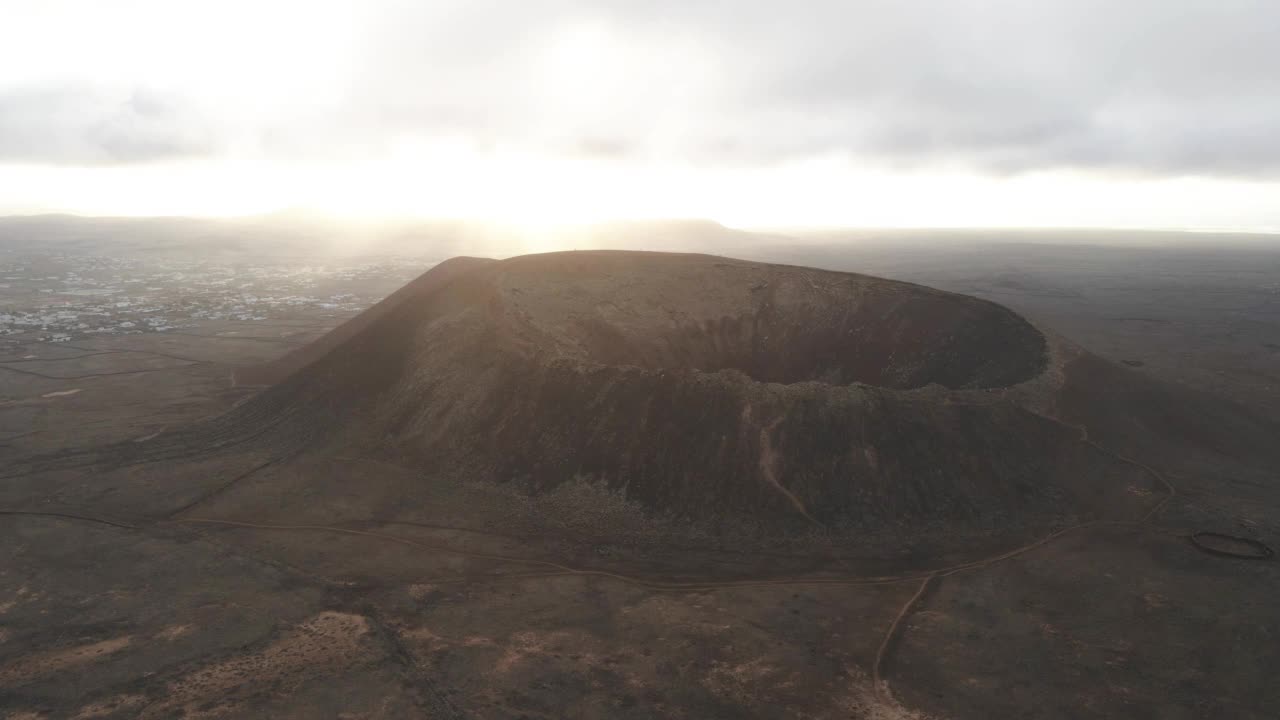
<box><xmin>487</xmin><ymin>253</ymin><xmax>1048</xmax><ymax>389</ymax></box>
<box><xmin>193</xmin><ymin>251</ymin><xmax>1173</xmax><ymax>551</ymax></box>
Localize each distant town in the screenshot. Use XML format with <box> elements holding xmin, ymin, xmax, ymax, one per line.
<box><xmin>0</xmin><ymin>251</ymin><xmax>422</xmax><ymax>344</ymax></box>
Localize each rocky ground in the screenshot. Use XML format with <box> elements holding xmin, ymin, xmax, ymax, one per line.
<box><xmin>2</xmin><ymin>234</ymin><xmax>1279</xmax><ymax>719</ymax></box>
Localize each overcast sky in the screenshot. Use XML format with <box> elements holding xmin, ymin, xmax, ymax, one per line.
<box><xmin>1</xmin><ymin>0</ymin><xmax>1278</xmax><ymax>229</ymax></box>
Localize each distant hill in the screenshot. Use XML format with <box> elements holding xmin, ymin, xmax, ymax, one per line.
<box><xmin>0</xmin><ymin>214</ymin><xmax>783</xmax><ymax>260</ymax></box>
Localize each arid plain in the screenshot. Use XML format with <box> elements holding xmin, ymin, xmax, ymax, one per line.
<box><xmin>3</xmin><ymin>219</ymin><xmax>1279</xmax><ymax>719</ymax></box>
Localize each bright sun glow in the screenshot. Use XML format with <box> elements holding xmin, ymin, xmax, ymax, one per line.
<box><xmin>4</xmin><ymin>153</ymin><xmax>1280</xmax><ymax>235</ymax></box>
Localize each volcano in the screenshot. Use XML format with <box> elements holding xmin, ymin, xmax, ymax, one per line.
<box><xmin>183</xmin><ymin>250</ymin><xmax>1274</xmax><ymax>550</ymax></box>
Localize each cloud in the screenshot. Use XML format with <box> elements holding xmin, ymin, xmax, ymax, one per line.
<box><xmin>3</xmin><ymin>1</ymin><xmax>1279</xmax><ymax>178</ymax></box>
<box><xmin>387</xmin><ymin>0</ymin><xmax>1280</xmax><ymax>177</ymax></box>
<box><xmin>606</xmin><ymin>0</ymin><xmax>1280</xmax><ymax>177</ymax></box>
<box><xmin>0</xmin><ymin>87</ymin><xmax>215</xmax><ymax>165</ymax></box>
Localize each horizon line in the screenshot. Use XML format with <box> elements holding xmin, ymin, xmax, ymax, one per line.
<box><xmin>1</xmin><ymin>211</ymin><xmax>1277</xmax><ymax>238</ymax></box>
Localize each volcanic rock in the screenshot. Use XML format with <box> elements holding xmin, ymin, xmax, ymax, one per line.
<box><xmin>233</xmin><ymin>251</ymin><xmax>1189</xmax><ymax>542</ymax></box>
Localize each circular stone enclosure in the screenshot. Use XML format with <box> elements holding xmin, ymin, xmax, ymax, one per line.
<box><xmin>1190</xmin><ymin>532</ymin><xmax>1275</xmax><ymax>560</ymax></box>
